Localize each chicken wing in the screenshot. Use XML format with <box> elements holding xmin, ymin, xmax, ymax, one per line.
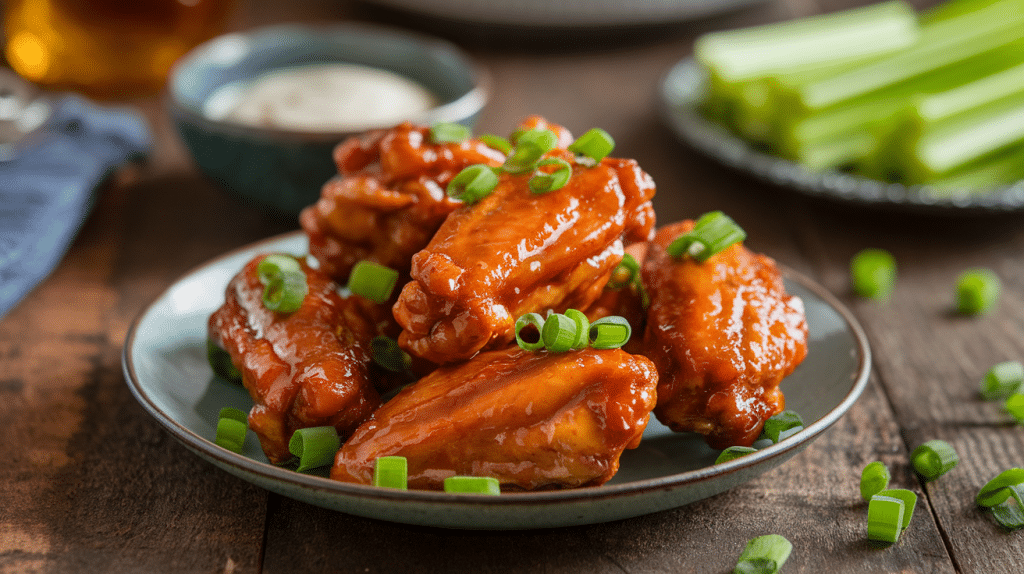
<box><xmin>642</xmin><ymin>221</ymin><xmax>808</xmax><ymax>449</ymax></box>
<box><xmin>331</xmin><ymin>346</ymin><xmax>658</xmax><ymax>490</ymax></box>
<box><xmin>393</xmin><ymin>120</ymin><xmax>656</xmax><ymax>364</ymax></box>
<box><xmin>300</xmin><ymin>122</ymin><xmax>506</xmax><ymax>280</ymax></box>
<box><xmin>208</xmin><ymin>254</ymin><xmax>383</xmax><ymax>463</ymax></box>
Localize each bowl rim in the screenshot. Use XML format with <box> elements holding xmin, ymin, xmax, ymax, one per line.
<box><xmin>166</xmin><ymin>21</ymin><xmax>490</xmax><ymax>143</ymax></box>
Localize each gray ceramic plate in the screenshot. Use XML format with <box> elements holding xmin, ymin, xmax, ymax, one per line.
<box><xmin>122</xmin><ymin>231</ymin><xmax>870</xmax><ymax>530</ymax></box>
<box><xmin>660</xmin><ymin>57</ymin><xmax>1024</xmax><ymax>214</ymax></box>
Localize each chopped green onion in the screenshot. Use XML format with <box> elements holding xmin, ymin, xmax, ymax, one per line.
<box><xmin>215</xmin><ymin>408</ymin><xmax>248</xmax><ymax>453</ymax></box>
<box><xmin>990</xmin><ymin>492</ymin><xmax>1024</xmax><ymax>530</ymax></box>
<box><xmin>373</xmin><ymin>456</ymin><xmax>408</xmax><ymax>490</ymax></box>
<box><xmin>867</xmin><ymin>494</ymin><xmax>905</xmax><ymax>544</ymax></box>
<box><xmin>1005</xmin><ymin>393</ymin><xmax>1024</xmax><ymax>424</ymax></box>
<box><xmin>976</xmin><ymin>468</ymin><xmax>1024</xmax><ymax>507</ymax></box>
<box><xmin>514</xmin><ymin>313</ymin><xmax>545</xmax><ymax>351</ymax></box>
<box><xmin>850</xmin><ymin>248</ymin><xmax>897</xmax><ymax>300</ymax></box>
<box><xmin>288</xmin><ymin>426</ymin><xmax>341</xmax><ymax>472</ymax></box>
<box><xmin>429</xmin><ymin>122</ymin><xmax>471</xmax><ymax>144</ymax></box>
<box><xmin>528</xmin><ymin>158</ymin><xmax>573</xmax><ymax>194</ymax></box>
<box><xmin>371</xmin><ymin>336</ymin><xmax>412</xmax><ymax>373</ymax></box>
<box><xmin>717</xmin><ymin>446</ymin><xmax>758</xmax><ymax>464</ymax></box>
<box><xmin>443</xmin><ymin>476</ymin><xmax>501</xmax><ymax>495</ymax></box>
<box><xmin>733</xmin><ymin>534</ymin><xmax>792</xmax><ymax>574</ymax></box>
<box><xmin>955</xmin><ymin>268</ymin><xmax>1001</xmax><ymax>315</ymax></box>
<box><xmin>207</xmin><ymin>339</ymin><xmax>241</xmax><ymax>383</ymax></box>
<box><xmin>568</xmin><ymin>127</ymin><xmax>615</xmax><ymax>163</ymax></box>
<box><xmin>542</xmin><ymin>313</ymin><xmax>579</xmax><ymax>353</ymax></box>
<box><xmin>503</xmin><ymin>128</ymin><xmax>558</xmax><ymax>173</ymax></box>
<box><xmin>666</xmin><ymin>211</ymin><xmax>747</xmax><ymax>262</ymax></box>
<box><xmin>588</xmin><ymin>316</ymin><xmax>632</xmax><ymax>350</ymax></box>
<box><xmin>564</xmin><ymin>309</ymin><xmax>590</xmax><ymax>350</ymax></box>
<box><xmin>479</xmin><ymin>134</ymin><xmax>512</xmax><ymax>154</ymax></box>
<box><xmin>878</xmin><ymin>488</ymin><xmax>917</xmax><ymax>530</ymax></box>
<box><xmin>347</xmin><ymin>260</ymin><xmax>399</xmax><ymax>304</ymax></box>
<box><xmin>257</xmin><ymin>254</ymin><xmax>308</xmax><ymax>313</ymax></box>
<box><xmin>607</xmin><ymin>253</ymin><xmax>641</xmax><ymax>290</ymax></box>
<box><xmin>446</xmin><ymin>164</ymin><xmax>499</xmax><ymax>205</ymax></box>
<box><xmin>760</xmin><ymin>410</ymin><xmax>804</xmax><ymax>443</ymax></box>
<box><xmin>911</xmin><ymin>440</ymin><xmax>959</xmax><ymax>481</ymax></box>
<box><xmin>980</xmin><ymin>360</ymin><xmax>1024</xmax><ymax>400</ymax></box>
<box><xmin>860</xmin><ymin>461</ymin><xmax>891</xmax><ymax>501</ymax></box>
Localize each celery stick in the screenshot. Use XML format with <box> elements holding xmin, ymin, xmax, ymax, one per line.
<box><xmin>914</xmin><ymin>62</ymin><xmax>1024</xmax><ymax>122</ymax></box>
<box><xmin>921</xmin><ymin>0</ymin><xmax>1009</xmax><ymax>24</ymax></box>
<box><xmin>789</xmin><ymin>130</ymin><xmax>878</xmax><ymax>173</ymax></box>
<box><xmin>900</xmin><ymin>94</ymin><xmax>1024</xmax><ymax>183</ymax></box>
<box><xmin>694</xmin><ymin>1</ymin><xmax>918</xmax><ymax>83</ymax></box>
<box><xmin>926</xmin><ymin>144</ymin><xmax>1024</xmax><ymax>191</ymax></box>
<box><xmin>789</xmin><ymin>0</ymin><xmax>1024</xmax><ymax>112</ymax></box>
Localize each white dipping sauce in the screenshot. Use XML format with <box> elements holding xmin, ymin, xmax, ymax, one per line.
<box><xmin>204</xmin><ymin>63</ymin><xmax>440</xmax><ymax>132</ymax></box>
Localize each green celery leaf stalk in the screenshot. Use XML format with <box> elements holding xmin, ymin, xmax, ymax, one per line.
<box><xmin>782</xmin><ymin>0</ymin><xmax>1024</xmax><ymax>113</ymax></box>
<box><xmin>925</xmin><ymin>143</ymin><xmax>1024</xmax><ymax>192</ymax></box>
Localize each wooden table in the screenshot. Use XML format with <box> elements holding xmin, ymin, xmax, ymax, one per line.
<box><xmin>3</xmin><ymin>0</ymin><xmax>1022</xmax><ymax>571</ymax></box>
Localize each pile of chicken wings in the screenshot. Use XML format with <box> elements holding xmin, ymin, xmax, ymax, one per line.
<box><xmin>207</xmin><ymin>116</ymin><xmax>808</xmax><ymax>491</ymax></box>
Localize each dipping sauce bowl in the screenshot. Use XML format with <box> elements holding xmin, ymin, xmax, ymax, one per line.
<box><xmin>167</xmin><ymin>23</ymin><xmax>488</xmax><ymax>216</ymax></box>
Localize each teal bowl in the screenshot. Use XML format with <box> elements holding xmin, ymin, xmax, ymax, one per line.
<box><xmin>167</xmin><ymin>23</ymin><xmax>488</xmax><ymax>217</ymax></box>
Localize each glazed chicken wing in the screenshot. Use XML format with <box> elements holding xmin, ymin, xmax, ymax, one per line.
<box><xmin>642</xmin><ymin>221</ymin><xmax>808</xmax><ymax>449</ymax></box>
<box><xmin>393</xmin><ymin>119</ymin><xmax>656</xmax><ymax>364</ymax></box>
<box><xmin>208</xmin><ymin>254</ymin><xmax>383</xmax><ymax>463</ymax></box>
<box><xmin>331</xmin><ymin>346</ymin><xmax>658</xmax><ymax>490</ymax></box>
<box><xmin>300</xmin><ymin>122</ymin><xmax>506</xmax><ymax>280</ymax></box>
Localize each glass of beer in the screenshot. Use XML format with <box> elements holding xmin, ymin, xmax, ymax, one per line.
<box><xmin>3</xmin><ymin>0</ymin><xmax>237</xmax><ymax>99</ymax></box>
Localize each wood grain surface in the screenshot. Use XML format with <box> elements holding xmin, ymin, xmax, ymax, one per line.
<box><xmin>4</xmin><ymin>0</ymin><xmax>1023</xmax><ymax>572</ymax></box>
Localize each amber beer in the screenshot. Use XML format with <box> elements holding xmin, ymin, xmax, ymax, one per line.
<box><xmin>3</xmin><ymin>0</ymin><xmax>235</xmax><ymax>99</ymax></box>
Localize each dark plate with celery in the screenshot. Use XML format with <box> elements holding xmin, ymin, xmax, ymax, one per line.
<box><xmin>122</xmin><ymin>231</ymin><xmax>870</xmax><ymax>530</ymax></box>
<box><xmin>661</xmin><ymin>0</ymin><xmax>1024</xmax><ymax>214</ymax></box>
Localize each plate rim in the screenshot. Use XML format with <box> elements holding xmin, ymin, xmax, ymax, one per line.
<box><xmin>659</xmin><ymin>57</ymin><xmax>1024</xmax><ymax>214</ymax></box>
<box><xmin>121</xmin><ymin>230</ymin><xmax>871</xmax><ymax>517</ymax></box>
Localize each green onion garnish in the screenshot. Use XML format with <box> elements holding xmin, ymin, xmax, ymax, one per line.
<box><xmin>666</xmin><ymin>211</ymin><xmax>747</xmax><ymax>262</ymax></box>
<box><xmin>542</xmin><ymin>313</ymin><xmax>579</xmax><ymax>353</ymax></box>
<box><xmin>564</xmin><ymin>309</ymin><xmax>590</xmax><ymax>350</ymax></box>
<box><xmin>528</xmin><ymin>158</ymin><xmax>573</xmax><ymax>194</ymax></box>
<box><xmin>1006</xmin><ymin>393</ymin><xmax>1024</xmax><ymax>423</ymax></box>
<box><xmin>567</xmin><ymin>127</ymin><xmax>615</xmax><ymax>163</ymax></box>
<box><xmin>347</xmin><ymin>260</ymin><xmax>399</xmax><ymax>304</ymax></box>
<box><xmin>588</xmin><ymin>316</ymin><xmax>632</xmax><ymax>350</ymax></box>
<box><xmin>850</xmin><ymin>248</ymin><xmax>896</xmax><ymax>301</ymax></box>
<box><xmin>373</xmin><ymin>456</ymin><xmax>408</xmax><ymax>490</ymax></box>
<box><xmin>514</xmin><ymin>313</ymin><xmax>545</xmax><ymax>351</ymax></box>
<box><xmin>980</xmin><ymin>361</ymin><xmax>1024</xmax><ymax>400</ymax></box>
<box><xmin>733</xmin><ymin>534</ymin><xmax>792</xmax><ymax>574</ymax></box>
<box><xmin>867</xmin><ymin>494</ymin><xmax>906</xmax><ymax>544</ymax></box>
<box><xmin>447</xmin><ymin>164</ymin><xmax>500</xmax><ymax>205</ymax></box>
<box><xmin>207</xmin><ymin>339</ymin><xmax>242</xmax><ymax>383</ymax></box>
<box><xmin>990</xmin><ymin>489</ymin><xmax>1024</xmax><ymax>530</ymax></box>
<box><xmin>257</xmin><ymin>254</ymin><xmax>308</xmax><ymax>313</ymax></box>
<box><xmin>429</xmin><ymin>122</ymin><xmax>471</xmax><ymax>144</ymax></box>
<box><xmin>716</xmin><ymin>446</ymin><xmax>757</xmax><ymax>464</ymax></box>
<box><xmin>288</xmin><ymin>426</ymin><xmax>341</xmax><ymax>472</ymax></box>
<box><xmin>760</xmin><ymin>410</ymin><xmax>804</xmax><ymax>443</ymax></box>
<box><xmin>607</xmin><ymin>253</ymin><xmax>641</xmax><ymax>290</ymax></box>
<box><xmin>910</xmin><ymin>440</ymin><xmax>959</xmax><ymax>481</ymax></box>
<box><xmin>955</xmin><ymin>268</ymin><xmax>1001</xmax><ymax>315</ymax></box>
<box><xmin>860</xmin><ymin>461</ymin><xmax>891</xmax><ymax>501</ymax></box>
<box><xmin>976</xmin><ymin>468</ymin><xmax>1024</xmax><ymax>507</ymax></box>
<box><xmin>877</xmin><ymin>488</ymin><xmax>917</xmax><ymax>530</ymax></box>
<box><xmin>503</xmin><ymin>128</ymin><xmax>558</xmax><ymax>173</ymax></box>
<box><xmin>371</xmin><ymin>335</ymin><xmax>412</xmax><ymax>373</ymax></box>
<box><xmin>479</xmin><ymin>134</ymin><xmax>512</xmax><ymax>154</ymax></box>
<box><xmin>215</xmin><ymin>407</ymin><xmax>248</xmax><ymax>453</ymax></box>
<box><xmin>443</xmin><ymin>476</ymin><xmax>501</xmax><ymax>495</ymax></box>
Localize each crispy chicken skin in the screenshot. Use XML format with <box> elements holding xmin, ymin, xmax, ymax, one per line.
<box><xmin>642</xmin><ymin>221</ymin><xmax>808</xmax><ymax>449</ymax></box>
<box><xmin>392</xmin><ymin>120</ymin><xmax>657</xmax><ymax>364</ymax></box>
<box><xmin>331</xmin><ymin>346</ymin><xmax>658</xmax><ymax>491</ymax></box>
<box><xmin>299</xmin><ymin>122</ymin><xmax>506</xmax><ymax>280</ymax></box>
<box><xmin>208</xmin><ymin>254</ymin><xmax>382</xmax><ymax>463</ymax></box>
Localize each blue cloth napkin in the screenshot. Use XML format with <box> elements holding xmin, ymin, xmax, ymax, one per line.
<box><xmin>0</xmin><ymin>94</ymin><xmax>152</xmax><ymax>319</ymax></box>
